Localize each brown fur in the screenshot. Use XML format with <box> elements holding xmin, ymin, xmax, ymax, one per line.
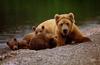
<box><xmin>23</xmin><ymin>25</ymin><xmax>45</xmax><ymax>43</ymax></box>
<box><xmin>7</xmin><ymin>38</ymin><xmax>29</xmax><ymax>50</ymax></box>
<box><xmin>23</xmin><ymin>32</ymin><xmax>35</xmax><ymax>43</ymax></box>
<box><xmin>7</xmin><ymin>26</ymin><xmax>57</xmax><ymax>50</ymax></box>
<box><xmin>29</xmin><ymin>26</ymin><xmax>57</xmax><ymax>50</ymax></box>
<box><xmin>6</xmin><ymin>26</ymin><xmax>36</xmax><ymax>50</ymax></box>
<box><xmin>36</xmin><ymin>13</ymin><xmax>91</xmax><ymax>46</ymax></box>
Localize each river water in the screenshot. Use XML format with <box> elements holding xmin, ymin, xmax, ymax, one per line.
<box><xmin>0</xmin><ymin>25</ymin><xmax>33</xmax><ymax>48</ymax></box>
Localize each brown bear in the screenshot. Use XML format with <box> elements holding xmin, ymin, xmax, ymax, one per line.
<box><xmin>29</xmin><ymin>26</ymin><xmax>57</xmax><ymax>50</ymax></box>
<box><xmin>7</xmin><ymin>38</ymin><xmax>29</xmax><ymax>50</ymax></box>
<box><xmin>7</xmin><ymin>34</ymin><xmax>57</xmax><ymax>50</ymax></box>
<box><xmin>29</xmin><ymin>32</ymin><xmax>57</xmax><ymax>50</ymax></box>
<box><xmin>7</xmin><ymin>38</ymin><xmax>18</xmax><ymax>50</ymax></box>
<box><xmin>36</xmin><ymin>13</ymin><xmax>91</xmax><ymax>46</ymax></box>
<box><xmin>6</xmin><ymin>26</ymin><xmax>37</xmax><ymax>50</ymax></box>
<box><xmin>7</xmin><ymin>26</ymin><xmax>57</xmax><ymax>50</ymax></box>
<box><xmin>22</xmin><ymin>25</ymin><xmax>46</xmax><ymax>43</ymax></box>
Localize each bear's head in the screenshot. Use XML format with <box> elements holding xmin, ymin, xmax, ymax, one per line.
<box><xmin>35</xmin><ymin>26</ymin><xmax>45</xmax><ymax>35</ymax></box>
<box><xmin>32</xmin><ymin>26</ymin><xmax>36</xmax><ymax>32</ymax></box>
<box><xmin>7</xmin><ymin>38</ymin><xmax>29</xmax><ymax>50</ymax></box>
<box><xmin>55</xmin><ymin>13</ymin><xmax>75</xmax><ymax>36</ymax></box>
<box><xmin>7</xmin><ymin>38</ymin><xmax>18</xmax><ymax>50</ymax></box>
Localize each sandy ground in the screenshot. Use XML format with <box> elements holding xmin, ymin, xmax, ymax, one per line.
<box><xmin>0</xmin><ymin>24</ymin><xmax>100</xmax><ymax>65</ymax></box>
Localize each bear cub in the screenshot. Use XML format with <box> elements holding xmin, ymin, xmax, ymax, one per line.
<box><xmin>7</xmin><ymin>26</ymin><xmax>57</xmax><ymax>50</ymax></box>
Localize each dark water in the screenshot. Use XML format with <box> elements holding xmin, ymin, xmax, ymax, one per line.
<box><xmin>0</xmin><ymin>0</ymin><xmax>100</xmax><ymax>28</ymax></box>
<box><xmin>0</xmin><ymin>0</ymin><xmax>100</xmax><ymax>48</ymax></box>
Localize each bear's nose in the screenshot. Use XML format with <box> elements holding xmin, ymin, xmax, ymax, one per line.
<box><xmin>63</xmin><ymin>29</ymin><xmax>67</xmax><ymax>33</ymax></box>
<box><xmin>13</xmin><ymin>46</ymin><xmax>18</xmax><ymax>50</ymax></box>
<box><xmin>14</xmin><ymin>48</ymin><xmax>18</xmax><ymax>50</ymax></box>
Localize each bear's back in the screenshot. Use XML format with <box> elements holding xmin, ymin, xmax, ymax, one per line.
<box><xmin>23</xmin><ymin>32</ymin><xmax>35</xmax><ymax>42</ymax></box>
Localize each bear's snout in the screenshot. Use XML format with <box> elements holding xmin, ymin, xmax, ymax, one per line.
<box><xmin>14</xmin><ymin>47</ymin><xmax>18</xmax><ymax>50</ymax></box>
<box><xmin>12</xmin><ymin>46</ymin><xmax>18</xmax><ymax>50</ymax></box>
<box><xmin>63</xmin><ymin>29</ymin><xmax>68</xmax><ymax>34</ymax></box>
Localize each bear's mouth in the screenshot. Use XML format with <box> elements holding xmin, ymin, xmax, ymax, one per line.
<box><xmin>62</xmin><ymin>32</ymin><xmax>69</xmax><ymax>38</ymax></box>
<box><xmin>63</xmin><ymin>33</ymin><xmax>69</xmax><ymax>36</ymax></box>
<box><xmin>63</xmin><ymin>29</ymin><xmax>69</xmax><ymax>36</ymax></box>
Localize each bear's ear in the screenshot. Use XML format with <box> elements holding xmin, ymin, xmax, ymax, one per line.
<box><xmin>32</xmin><ymin>26</ymin><xmax>36</xmax><ymax>31</ymax></box>
<box><xmin>68</xmin><ymin>13</ymin><xmax>75</xmax><ymax>23</ymax></box>
<box><xmin>7</xmin><ymin>41</ymin><xmax>9</xmax><ymax>45</ymax></box>
<box><xmin>13</xmin><ymin>38</ymin><xmax>17</xmax><ymax>42</ymax></box>
<box><xmin>42</xmin><ymin>26</ymin><xmax>45</xmax><ymax>30</ymax></box>
<box><xmin>54</xmin><ymin>14</ymin><xmax>60</xmax><ymax>23</ymax></box>
<box><xmin>68</xmin><ymin>13</ymin><xmax>74</xmax><ymax>19</ymax></box>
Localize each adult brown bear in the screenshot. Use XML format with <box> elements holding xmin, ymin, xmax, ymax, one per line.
<box><xmin>36</xmin><ymin>13</ymin><xmax>91</xmax><ymax>46</ymax></box>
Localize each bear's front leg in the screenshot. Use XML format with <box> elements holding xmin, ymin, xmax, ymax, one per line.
<box><xmin>56</xmin><ymin>36</ymin><xmax>65</xmax><ymax>46</ymax></box>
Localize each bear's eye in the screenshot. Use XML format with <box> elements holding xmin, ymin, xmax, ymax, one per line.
<box><xmin>35</xmin><ymin>31</ymin><xmax>38</xmax><ymax>34</ymax></box>
<box><xmin>66</xmin><ymin>23</ymin><xmax>69</xmax><ymax>26</ymax></box>
<box><xmin>60</xmin><ymin>23</ymin><xmax>63</xmax><ymax>26</ymax></box>
<box><xmin>40</xmin><ymin>31</ymin><xmax>42</xmax><ymax>32</ymax></box>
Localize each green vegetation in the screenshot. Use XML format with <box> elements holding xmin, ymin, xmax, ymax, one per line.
<box><xmin>0</xmin><ymin>0</ymin><xmax>100</xmax><ymax>27</ymax></box>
